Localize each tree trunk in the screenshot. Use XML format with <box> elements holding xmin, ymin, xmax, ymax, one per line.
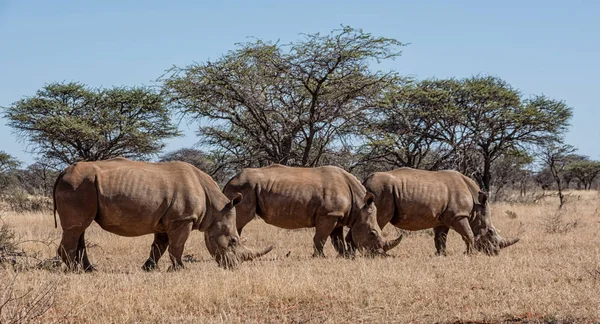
<box><xmin>482</xmin><ymin>155</ymin><xmax>492</xmax><ymax>192</ymax></box>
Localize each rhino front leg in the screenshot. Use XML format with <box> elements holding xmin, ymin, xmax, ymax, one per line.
<box><xmin>451</xmin><ymin>217</ymin><xmax>475</xmax><ymax>255</ymax></box>
<box><xmin>167</xmin><ymin>222</ymin><xmax>193</xmax><ymax>271</ymax></box>
<box><xmin>329</xmin><ymin>226</ymin><xmax>349</xmax><ymax>257</ymax></box>
<box><xmin>434</xmin><ymin>226</ymin><xmax>450</xmax><ymax>256</ymax></box>
<box><xmin>142</xmin><ymin>233</ymin><xmax>169</xmax><ymax>271</ymax></box>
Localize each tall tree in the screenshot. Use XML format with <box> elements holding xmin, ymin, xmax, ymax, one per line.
<box><xmin>163</xmin><ymin>26</ymin><xmax>404</xmax><ymax>168</ymax></box>
<box><xmin>3</xmin><ymin>82</ymin><xmax>180</xmax><ymax>166</ymax></box>
<box><xmin>567</xmin><ymin>159</ymin><xmax>600</xmax><ymax>190</ymax></box>
<box><xmin>359</xmin><ymin>79</ymin><xmax>467</xmax><ymax>171</ymax></box>
<box><xmin>454</xmin><ymin>76</ymin><xmax>572</xmax><ymax>191</ymax></box>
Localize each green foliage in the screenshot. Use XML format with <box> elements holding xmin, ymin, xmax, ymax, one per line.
<box><xmin>3</xmin><ymin>82</ymin><xmax>180</xmax><ymax>166</ymax></box>
<box><xmin>163</xmin><ymin>26</ymin><xmax>404</xmax><ymax>168</ymax></box>
<box><xmin>0</xmin><ymin>152</ymin><xmax>20</xmax><ymax>173</ymax></box>
<box><xmin>360</xmin><ymin>79</ymin><xmax>466</xmax><ymax>171</ymax></box>
<box><xmin>0</xmin><ymin>152</ymin><xmax>21</xmax><ymax>192</ymax></box>
<box><xmin>454</xmin><ymin>76</ymin><xmax>572</xmax><ymax>191</ymax></box>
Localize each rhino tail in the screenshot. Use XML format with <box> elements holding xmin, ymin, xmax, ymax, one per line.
<box><xmin>52</xmin><ymin>170</ymin><xmax>67</xmax><ymax>229</ymax></box>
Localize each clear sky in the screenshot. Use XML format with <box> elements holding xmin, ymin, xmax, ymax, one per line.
<box><xmin>1</xmin><ymin>0</ymin><xmax>598</xmax><ymax>165</ymax></box>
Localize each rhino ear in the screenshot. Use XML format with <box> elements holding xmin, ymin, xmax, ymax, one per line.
<box><xmin>229</xmin><ymin>192</ymin><xmax>243</xmax><ymax>208</ymax></box>
<box><xmin>364</xmin><ymin>192</ymin><xmax>374</xmax><ymax>206</ymax></box>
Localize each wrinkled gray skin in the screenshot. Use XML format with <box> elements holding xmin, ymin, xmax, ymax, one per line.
<box><xmin>223</xmin><ymin>165</ymin><xmax>403</xmax><ymax>257</ymax></box>
<box><xmin>53</xmin><ymin>158</ymin><xmax>272</xmax><ymax>272</ymax></box>
<box><xmin>360</xmin><ymin>168</ymin><xmax>519</xmax><ymax>256</ymax></box>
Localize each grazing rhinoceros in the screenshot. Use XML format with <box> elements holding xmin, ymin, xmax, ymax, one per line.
<box><xmin>361</xmin><ymin>168</ymin><xmax>519</xmax><ymax>256</ymax></box>
<box><xmin>53</xmin><ymin>158</ymin><xmax>273</xmax><ymax>271</ymax></box>
<box><xmin>223</xmin><ymin>164</ymin><xmax>403</xmax><ymax>257</ymax></box>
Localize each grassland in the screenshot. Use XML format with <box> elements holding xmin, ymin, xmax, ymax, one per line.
<box><xmin>1</xmin><ymin>190</ymin><xmax>599</xmax><ymax>323</ymax></box>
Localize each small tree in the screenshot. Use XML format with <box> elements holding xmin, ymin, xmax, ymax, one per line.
<box><xmin>489</xmin><ymin>149</ymin><xmax>533</xmax><ymax>200</ymax></box>
<box><xmin>540</xmin><ymin>143</ymin><xmax>576</xmax><ymax>208</ymax></box>
<box><xmin>567</xmin><ymin>159</ymin><xmax>600</xmax><ymax>190</ymax></box>
<box><xmin>3</xmin><ymin>82</ymin><xmax>180</xmax><ymax>166</ymax></box>
<box><xmin>0</xmin><ymin>152</ymin><xmax>21</xmax><ymax>192</ymax></box>
<box><xmin>16</xmin><ymin>161</ymin><xmax>60</xmax><ymax>196</ymax></box>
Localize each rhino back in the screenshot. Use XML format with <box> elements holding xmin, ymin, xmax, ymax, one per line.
<box><xmin>227</xmin><ymin>165</ymin><xmax>354</xmax><ymax>229</ymax></box>
<box><xmin>66</xmin><ymin>159</ymin><xmax>209</xmax><ymax>236</ymax></box>
<box><xmin>371</xmin><ymin>168</ymin><xmax>476</xmax><ymax>230</ymax></box>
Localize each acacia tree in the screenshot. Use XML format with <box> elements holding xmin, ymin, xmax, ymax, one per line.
<box><xmin>567</xmin><ymin>159</ymin><xmax>600</xmax><ymax>190</ymax></box>
<box><xmin>0</xmin><ymin>152</ymin><xmax>20</xmax><ymax>173</ymax></box>
<box><xmin>359</xmin><ymin>79</ymin><xmax>468</xmax><ymax>171</ymax></box>
<box><xmin>163</xmin><ymin>26</ymin><xmax>404</xmax><ymax>168</ymax></box>
<box><xmin>3</xmin><ymin>82</ymin><xmax>180</xmax><ymax>166</ymax></box>
<box><xmin>0</xmin><ymin>152</ymin><xmax>20</xmax><ymax>192</ymax></box>
<box><xmin>454</xmin><ymin>76</ymin><xmax>572</xmax><ymax>191</ymax></box>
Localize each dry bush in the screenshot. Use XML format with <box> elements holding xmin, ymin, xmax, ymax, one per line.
<box><xmin>0</xmin><ymin>273</ymin><xmax>59</xmax><ymax>324</ymax></box>
<box><xmin>1</xmin><ymin>190</ymin><xmax>52</xmax><ymax>213</ymax></box>
<box><xmin>0</xmin><ymin>191</ymin><xmax>598</xmax><ymax>323</ymax></box>
<box><xmin>542</xmin><ymin>208</ymin><xmax>580</xmax><ymax>234</ymax></box>
<box><xmin>505</xmin><ymin>210</ymin><xmax>518</xmax><ymax>219</ymax></box>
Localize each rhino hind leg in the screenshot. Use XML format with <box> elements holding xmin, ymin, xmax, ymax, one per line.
<box><xmin>142</xmin><ymin>233</ymin><xmax>169</xmax><ymax>271</ymax></box>
<box><xmin>313</xmin><ymin>214</ymin><xmax>340</xmax><ymax>257</ymax></box>
<box><xmin>433</xmin><ymin>226</ymin><xmax>450</xmax><ymax>256</ymax></box>
<box><xmin>75</xmin><ymin>232</ymin><xmax>95</xmax><ymax>272</ymax></box>
<box><xmin>450</xmin><ymin>217</ymin><xmax>475</xmax><ymax>255</ymax></box>
<box><xmin>166</xmin><ymin>222</ymin><xmax>193</xmax><ymax>271</ymax></box>
<box><xmin>58</xmin><ymin>229</ymin><xmax>86</xmax><ymax>272</ymax></box>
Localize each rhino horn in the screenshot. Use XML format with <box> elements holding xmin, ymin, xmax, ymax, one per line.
<box><xmin>237</xmin><ymin>244</ymin><xmax>274</xmax><ymax>261</ymax></box>
<box><xmin>499</xmin><ymin>237</ymin><xmax>520</xmax><ymax>249</ymax></box>
<box><xmin>382</xmin><ymin>233</ymin><xmax>403</xmax><ymax>252</ymax></box>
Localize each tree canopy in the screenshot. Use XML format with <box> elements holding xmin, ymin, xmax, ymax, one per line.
<box><xmin>3</xmin><ymin>82</ymin><xmax>180</xmax><ymax>166</ymax></box>
<box><xmin>163</xmin><ymin>26</ymin><xmax>404</xmax><ymax>168</ymax></box>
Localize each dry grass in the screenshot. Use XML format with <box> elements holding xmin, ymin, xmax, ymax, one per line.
<box><xmin>1</xmin><ymin>190</ymin><xmax>599</xmax><ymax>323</ymax></box>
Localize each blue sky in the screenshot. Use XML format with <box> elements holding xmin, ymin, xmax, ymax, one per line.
<box><xmin>1</xmin><ymin>1</ymin><xmax>598</xmax><ymax>165</ymax></box>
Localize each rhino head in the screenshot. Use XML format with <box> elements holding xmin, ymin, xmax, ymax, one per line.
<box><xmin>204</xmin><ymin>193</ymin><xmax>273</xmax><ymax>269</ymax></box>
<box><xmin>350</xmin><ymin>193</ymin><xmax>403</xmax><ymax>255</ymax></box>
<box><xmin>471</xmin><ymin>191</ymin><xmax>519</xmax><ymax>255</ymax></box>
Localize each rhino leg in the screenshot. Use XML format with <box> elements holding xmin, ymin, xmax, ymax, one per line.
<box><xmin>433</xmin><ymin>226</ymin><xmax>450</xmax><ymax>256</ymax></box>
<box><xmin>313</xmin><ymin>215</ymin><xmax>340</xmax><ymax>257</ymax></box>
<box><xmin>451</xmin><ymin>217</ymin><xmax>475</xmax><ymax>255</ymax></box>
<box><xmin>330</xmin><ymin>226</ymin><xmax>349</xmax><ymax>257</ymax></box>
<box><xmin>167</xmin><ymin>222</ymin><xmax>193</xmax><ymax>271</ymax></box>
<box><xmin>58</xmin><ymin>230</ymin><xmax>80</xmax><ymax>271</ymax></box>
<box><xmin>75</xmin><ymin>232</ymin><xmax>95</xmax><ymax>272</ymax></box>
<box><xmin>142</xmin><ymin>233</ymin><xmax>169</xmax><ymax>271</ymax></box>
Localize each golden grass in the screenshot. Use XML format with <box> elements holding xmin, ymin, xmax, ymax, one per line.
<box><xmin>1</xmin><ymin>190</ymin><xmax>599</xmax><ymax>323</ymax></box>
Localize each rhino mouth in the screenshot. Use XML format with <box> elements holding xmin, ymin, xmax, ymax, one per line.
<box><xmin>214</xmin><ymin>244</ymin><xmax>274</xmax><ymax>269</ymax></box>
<box><xmin>475</xmin><ymin>228</ymin><xmax>520</xmax><ymax>255</ymax></box>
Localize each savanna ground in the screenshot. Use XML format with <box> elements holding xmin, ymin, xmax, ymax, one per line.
<box><xmin>1</xmin><ymin>190</ymin><xmax>599</xmax><ymax>323</ymax></box>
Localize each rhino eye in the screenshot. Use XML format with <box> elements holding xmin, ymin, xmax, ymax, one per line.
<box><xmin>370</xmin><ymin>230</ymin><xmax>378</xmax><ymax>236</ymax></box>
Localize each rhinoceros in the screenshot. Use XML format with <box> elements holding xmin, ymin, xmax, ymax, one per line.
<box><xmin>222</xmin><ymin>164</ymin><xmax>403</xmax><ymax>257</ymax></box>
<box><xmin>53</xmin><ymin>158</ymin><xmax>273</xmax><ymax>271</ymax></box>
<box><xmin>361</xmin><ymin>168</ymin><xmax>519</xmax><ymax>256</ymax></box>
